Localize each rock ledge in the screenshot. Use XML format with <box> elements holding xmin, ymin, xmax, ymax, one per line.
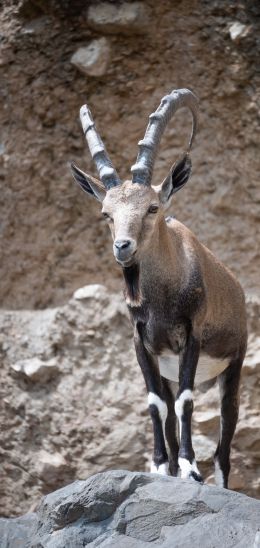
<box><xmin>1</xmin><ymin>470</ymin><xmax>259</xmax><ymax>547</ymax></box>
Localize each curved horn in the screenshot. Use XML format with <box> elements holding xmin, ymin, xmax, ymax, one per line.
<box><xmin>131</xmin><ymin>89</ymin><xmax>198</xmax><ymax>185</ymax></box>
<box><xmin>80</xmin><ymin>105</ymin><xmax>121</xmax><ymax>189</ymax></box>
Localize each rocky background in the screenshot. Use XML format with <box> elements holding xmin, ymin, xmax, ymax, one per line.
<box><xmin>0</xmin><ymin>285</ymin><xmax>259</xmax><ymax>517</ymax></box>
<box><xmin>0</xmin><ymin>0</ymin><xmax>259</xmax><ymax>518</ymax></box>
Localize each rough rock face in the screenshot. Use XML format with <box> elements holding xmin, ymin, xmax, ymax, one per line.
<box><xmin>70</xmin><ymin>38</ymin><xmax>111</xmax><ymax>77</ymax></box>
<box><xmin>1</xmin><ymin>470</ymin><xmax>260</xmax><ymax>547</ymax></box>
<box><xmin>87</xmin><ymin>2</ymin><xmax>151</xmax><ymax>35</ymax></box>
<box><xmin>0</xmin><ymin>286</ymin><xmax>259</xmax><ymax>517</ymax></box>
<box><xmin>0</xmin><ymin>0</ymin><xmax>259</xmax><ymax>309</ymax></box>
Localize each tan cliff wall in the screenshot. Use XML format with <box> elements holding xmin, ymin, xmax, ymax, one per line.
<box><xmin>0</xmin><ymin>0</ymin><xmax>259</xmax><ymax>309</ymax></box>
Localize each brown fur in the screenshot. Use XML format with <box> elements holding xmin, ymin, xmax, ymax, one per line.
<box><xmin>102</xmin><ymin>180</ymin><xmax>247</xmax><ymax>367</ymax></box>
<box><xmin>73</xmin><ymin>161</ymin><xmax>247</xmax><ymax>488</ymax></box>
<box><xmin>73</xmin><ymin>91</ymin><xmax>247</xmax><ymax>486</ymax></box>
<box><xmin>165</xmin><ymin>217</ymin><xmax>247</xmax><ymax>360</ymax></box>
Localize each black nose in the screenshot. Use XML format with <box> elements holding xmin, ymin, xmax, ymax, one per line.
<box><xmin>114</xmin><ymin>239</ymin><xmax>131</xmax><ymax>250</ymax></box>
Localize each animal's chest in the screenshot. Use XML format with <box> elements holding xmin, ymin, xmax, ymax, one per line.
<box><xmin>144</xmin><ymin>317</ymin><xmax>187</xmax><ymax>355</ymax></box>
<box><xmin>158</xmin><ymin>351</ymin><xmax>229</xmax><ymax>385</ymax></box>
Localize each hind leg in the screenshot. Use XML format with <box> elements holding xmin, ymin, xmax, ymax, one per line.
<box><xmin>162</xmin><ymin>378</ymin><xmax>179</xmax><ymax>476</ymax></box>
<box><xmin>214</xmin><ymin>356</ymin><xmax>243</xmax><ymax>488</ymax></box>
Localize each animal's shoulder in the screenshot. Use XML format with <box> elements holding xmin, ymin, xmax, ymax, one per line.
<box><xmin>166</xmin><ymin>217</ymin><xmax>203</xmax><ymax>261</ymax></box>
<box><xmin>166</xmin><ymin>217</ymin><xmax>197</xmax><ymax>240</ymax></box>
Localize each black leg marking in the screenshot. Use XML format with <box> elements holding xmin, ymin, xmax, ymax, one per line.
<box><xmin>214</xmin><ymin>356</ymin><xmax>243</xmax><ymax>488</ymax></box>
<box><xmin>134</xmin><ymin>323</ymin><xmax>169</xmax><ymax>475</ymax></box>
<box><xmin>175</xmin><ymin>333</ymin><xmax>203</xmax><ymax>482</ymax></box>
<box><xmin>149</xmin><ymin>404</ymin><xmax>168</xmax><ymax>469</ymax></box>
<box><xmin>161</xmin><ymin>377</ymin><xmax>179</xmax><ymax>476</ymax></box>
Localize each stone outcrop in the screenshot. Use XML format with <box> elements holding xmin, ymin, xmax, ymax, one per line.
<box><xmin>11</xmin><ymin>357</ymin><xmax>59</xmax><ymax>382</ymax></box>
<box><xmin>87</xmin><ymin>2</ymin><xmax>150</xmax><ymax>35</ymax></box>
<box><xmin>0</xmin><ymin>286</ymin><xmax>259</xmax><ymax>516</ymax></box>
<box><xmin>1</xmin><ymin>470</ymin><xmax>260</xmax><ymax>547</ymax></box>
<box><xmin>70</xmin><ymin>38</ymin><xmax>111</xmax><ymax>77</ymax></box>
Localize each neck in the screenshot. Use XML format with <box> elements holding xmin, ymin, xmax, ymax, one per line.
<box><xmin>143</xmin><ymin>217</ymin><xmax>173</xmax><ymax>266</ymax></box>
<box><xmin>122</xmin><ymin>217</ymin><xmax>179</xmax><ymax>308</ymax></box>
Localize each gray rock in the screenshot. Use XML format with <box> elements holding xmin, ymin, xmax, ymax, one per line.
<box><xmin>193</xmin><ymin>409</ymin><xmax>219</xmax><ymax>433</ymax></box>
<box><xmin>36</xmin><ymin>450</ymin><xmax>70</xmax><ymax>486</ymax></box>
<box><xmin>70</xmin><ymin>39</ymin><xmax>110</xmax><ymax>77</ymax></box>
<box><xmin>87</xmin><ymin>2</ymin><xmax>150</xmax><ymax>35</ymax></box>
<box><xmin>229</xmin><ymin>22</ymin><xmax>249</xmax><ymax>42</ymax></box>
<box><xmin>254</xmin><ymin>531</ymin><xmax>260</xmax><ymax>548</ymax></box>
<box><xmin>11</xmin><ymin>357</ymin><xmax>59</xmax><ymax>382</ymax></box>
<box><xmin>193</xmin><ymin>434</ymin><xmax>216</xmax><ymax>463</ymax></box>
<box><xmin>73</xmin><ymin>284</ymin><xmax>108</xmax><ymax>302</ymax></box>
<box><xmin>1</xmin><ymin>470</ymin><xmax>259</xmax><ymax>547</ymax></box>
<box><xmin>0</xmin><ymin>513</ymin><xmax>37</xmax><ymax>548</ymax></box>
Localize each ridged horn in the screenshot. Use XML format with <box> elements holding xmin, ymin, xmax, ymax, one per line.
<box><xmin>131</xmin><ymin>88</ymin><xmax>198</xmax><ymax>185</ymax></box>
<box><xmin>80</xmin><ymin>105</ymin><xmax>121</xmax><ymax>189</ymax></box>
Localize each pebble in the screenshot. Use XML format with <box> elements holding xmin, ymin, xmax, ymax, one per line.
<box><xmin>70</xmin><ymin>38</ymin><xmax>110</xmax><ymax>77</ymax></box>
<box><xmin>11</xmin><ymin>357</ymin><xmax>59</xmax><ymax>382</ymax></box>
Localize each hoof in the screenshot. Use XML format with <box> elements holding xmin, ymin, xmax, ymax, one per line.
<box><xmin>150</xmin><ymin>461</ymin><xmax>169</xmax><ymax>476</ymax></box>
<box><xmin>179</xmin><ymin>457</ymin><xmax>203</xmax><ymax>483</ymax></box>
<box><xmin>189</xmin><ymin>470</ymin><xmax>204</xmax><ymax>484</ymax></box>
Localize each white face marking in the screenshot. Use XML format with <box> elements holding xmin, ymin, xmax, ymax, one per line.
<box><xmin>175</xmin><ymin>389</ymin><xmax>193</xmax><ymax>439</ymax></box>
<box><xmin>214</xmin><ymin>459</ymin><xmax>225</xmax><ymax>488</ymax></box>
<box><xmin>103</xmin><ymin>181</ymin><xmax>160</xmax><ymax>261</ymax></box>
<box><xmin>178</xmin><ymin>457</ymin><xmax>201</xmax><ymax>480</ymax></box>
<box><xmin>150</xmin><ymin>460</ymin><xmax>169</xmax><ymax>476</ymax></box>
<box><xmin>158</xmin><ymin>352</ymin><xmax>229</xmax><ymax>385</ymax></box>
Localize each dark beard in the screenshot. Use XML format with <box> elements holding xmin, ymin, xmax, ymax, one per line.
<box><xmin>122</xmin><ymin>262</ymin><xmax>141</xmax><ymax>306</ymax></box>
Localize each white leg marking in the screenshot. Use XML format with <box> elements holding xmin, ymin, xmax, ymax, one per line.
<box><xmin>174</xmin><ymin>389</ymin><xmax>193</xmax><ymax>439</ymax></box>
<box><xmin>175</xmin><ymin>390</ymin><xmax>201</xmax><ymax>481</ymax></box>
<box><xmin>150</xmin><ymin>460</ymin><xmax>169</xmax><ymax>476</ymax></box>
<box><xmin>178</xmin><ymin>458</ymin><xmax>201</xmax><ymax>480</ymax></box>
<box><xmin>148</xmin><ymin>393</ymin><xmax>168</xmax><ymax>475</ymax></box>
<box><xmin>148</xmin><ymin>392</ymin><xmax>168</xmax><ymax>436</ymax></box>
<box><xmin>214</xmin><ymin>458</ymin><xmax>225</xmax><ymax>488</ymax></box>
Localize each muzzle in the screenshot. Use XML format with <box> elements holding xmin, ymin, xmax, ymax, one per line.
<box><xmin>113</xmin><ymin>238</ymin><xmax>137</xmax><ymax>266</ymax></box>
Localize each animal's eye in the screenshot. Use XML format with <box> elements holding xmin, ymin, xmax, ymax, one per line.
<box><xmin>102</xmin><ymin>212</ymin><xmax>112</xmax><ymax>221</ymax></box>
<box><xmin>148</xmin><ymin>204</ymin><xmax>159</xmax><ymax>214</ymax></box>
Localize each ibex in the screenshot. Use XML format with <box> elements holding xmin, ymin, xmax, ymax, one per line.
<box><xmin>71</xmin><ymin>89</ymin><xmax>247</xmax><ymax>488</ymax></box>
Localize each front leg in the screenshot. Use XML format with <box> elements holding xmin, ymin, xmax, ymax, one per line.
<box><xmin>134</xmin><ymin>323</ymin><xmax>168</xmax><ymax>475</ymax></box>
<box><xmin>175</xmin><ymin>331</ymin><xmax>203</xmax><ymax>483</ymax></box>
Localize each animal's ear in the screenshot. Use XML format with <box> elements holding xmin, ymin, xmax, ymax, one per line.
<box><xmin>156</xmin><ymin>154</ymin><xmax>192</xmax><ymax>205</ymax></box>
<box><xmin>71</xmin><ymin>162</ymin><xmax>106</xmax><ymax>202</ymax></box>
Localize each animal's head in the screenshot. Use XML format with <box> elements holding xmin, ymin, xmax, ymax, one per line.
<box><xmin>71</xmin><ymin>89</ymin><xmax>198</xmax><ymax>267</ymax></box>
